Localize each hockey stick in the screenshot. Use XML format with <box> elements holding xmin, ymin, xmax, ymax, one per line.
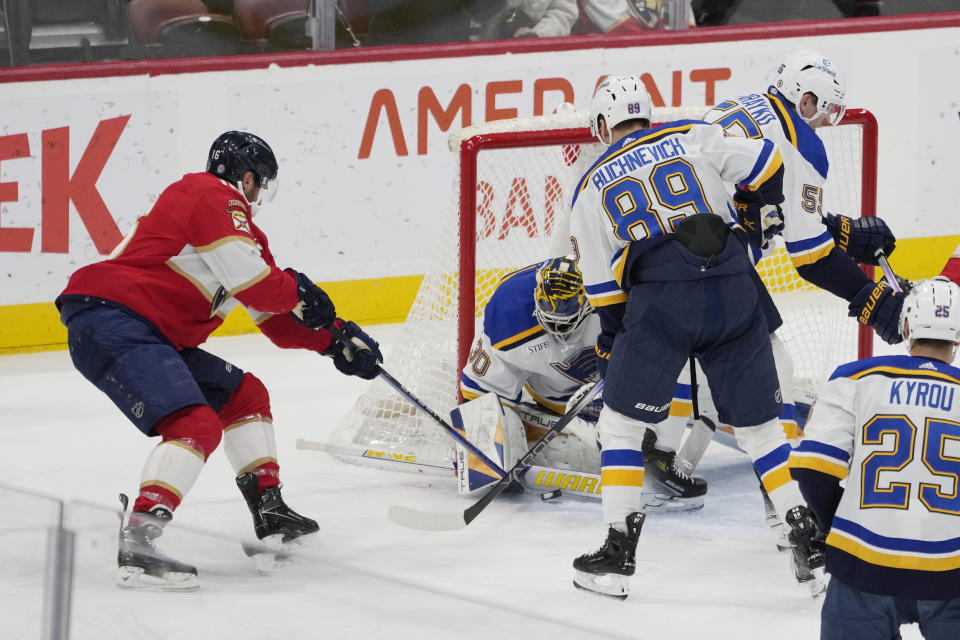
<box><xmin>296</xmin><ymin>439</ymin><xmax>453</xmax><ymax>475</ymax></box>
<box><xmin>326</xmin><ymin>324</ymin><xmax>506</xmax><ymax>477</ymax></box>
<box><xmin>875</xmin><ymin>249</ymin><xmax>902</xmax><ymax>293</ymax></box>
<box><xmin>388</xmin><ymin>380</ymin><xmax>605</xmax><ymax>531</ymax></box>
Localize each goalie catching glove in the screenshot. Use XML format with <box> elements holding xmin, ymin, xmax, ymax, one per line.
<box><xmin>822</xmin><ymin>213</ymin><xmax>896</xmax><ymax>266</ymax></box>
<box><xmin>733</xmin><ymin>188</ymin><xmax>784</xmax><ymax>251</ymax></box>
<box><xmin>325</xmin><ymin>320</ymin><xmax>382</xmax><ymax>379</ymax></box>
<box><xmin>849</xmin><ymin>280</ymin><xmax>904</xmax><ymax>345</ymax></box>
<box><xmin>287</xmin><ymin>269</ymin><xmax>336</xmax><ymax>330</ymax></box>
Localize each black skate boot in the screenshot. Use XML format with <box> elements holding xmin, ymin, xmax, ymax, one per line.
<box><xmin>642</xmin><ymin>430</ymin><xmax>707</xmax><ymax>502</ymax></box>
<box><xmin>572</xmin><ymin>512</ymin><xmax>645</xmax><ymax>600</ymax></box>
<box><xmin>116</xmin><ymin>496</ymin><xmax>198</xmax><ymax>591</ymax></box>
<box><xmin>237</xmin><ymin>472</ymin><xmax>319</xmax><ymax>571</ymax></box>
<box><xmin>785</xmin><ymin>505</ymin><xmax>827</xmax><ymax>596</ymax></box>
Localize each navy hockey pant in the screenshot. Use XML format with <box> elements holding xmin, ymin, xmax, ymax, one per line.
<box><xmin>821</xmin><ymin>576</ymin><xmax>960</xmax><ymax>640</ymax></box>
<box><xmin>63</xmin><ymin>304</ymin><xmax>245</xmax><ymax>435</ymax></box>
<box><xmin>604</xmin><ymin>264</ymin><xmax>781</xmax><ymax>427</ymax></box>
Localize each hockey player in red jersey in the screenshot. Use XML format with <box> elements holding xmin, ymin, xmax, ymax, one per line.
<box><xmin>940</xmin><ymin>241</ymin><xmax>960</xmax><ymax>286</ymax></box>
<box><xmin>56</xmin><ymin>131</ymin><xmax>382</xmax><ymax>591</ymax></box>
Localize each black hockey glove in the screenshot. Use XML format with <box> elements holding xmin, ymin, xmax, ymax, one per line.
<box><xmin>823</xmin><ymin>213</ymin><xmax>896</xmax><ymax>266</ymax></box>
<box><xmin>733</xmin><ymin>188</ymin><xmax>784</xmax><ymax>251</ymax></box>
<box><xmin>595</xmin><ymin>333</ymin><xmax>614</xmax><ymax>380</ymax></box>
<box><xmin>327</xmin><ymin>320</ymin><xmax>382</xmax><ymax>380</ymax></box>
<box><xmin>287</xmin><ymin>269</ymin><xmax>336</xmax><ymax>330</ymax></box>
<box><xmin>848</xmin><ymin>280</ymin><xmax>904</xmax><ymax>344</ymax></box>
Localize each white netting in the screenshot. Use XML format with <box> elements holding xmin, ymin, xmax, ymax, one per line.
<box><xmin>335</xmin><ymin>108</ymin><xmax>874</xmax><ymax>463</ymax></box>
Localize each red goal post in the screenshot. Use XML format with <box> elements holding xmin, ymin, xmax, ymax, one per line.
<box><xmin>455</xmin><ymin>108</ymin><xmax>878</xmax><ymax>383</ymax></box>
<box><xmin>334</xmin><ymin>106</ymin><xmax>879</xmax><ymax>465</ymax></box>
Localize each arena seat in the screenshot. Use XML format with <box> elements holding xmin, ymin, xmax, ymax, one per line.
<box><xmin>127</xmin><ymin>0</ymin><xmax>242</xmax><ymax>55</ymax></box>
<box><xmin>234</xmin><ymin>0</ymin><xmax>307</xmax><ymax>47</ymax></box>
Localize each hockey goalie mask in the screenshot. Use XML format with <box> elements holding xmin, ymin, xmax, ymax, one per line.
<box><xmin>899</xmin><ymin>276</ymin><xmax>960</xmax><ymax>346</ymax></box>
<box><xmin>534</xmin><ymin>258</ymin><xmax>591</xmax><ymax>342</ymax></box>
<box><xmin>774</xmin><ymin>50</ymin><xmax>847</xmax><ymax>126</ymax></box>
<box><xmin>589</xmin><ymin>75</ymin><xmax>652</xmax><ymax>146</ymax></box>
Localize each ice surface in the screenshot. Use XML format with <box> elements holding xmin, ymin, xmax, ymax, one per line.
<box><xmin>0</xmin><ymin>324</ymin><xmax>922</xmax><ymax>639</ymax></box>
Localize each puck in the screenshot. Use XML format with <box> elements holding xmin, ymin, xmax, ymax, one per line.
<box><xmin>540</xmin><ymin>489</ymin><xmax>562</xmax><ymax>501</ymax></box>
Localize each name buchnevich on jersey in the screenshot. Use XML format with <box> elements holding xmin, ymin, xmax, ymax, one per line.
<box><xmin>591</xmin><ymin>138</ymin><xmax>686</xmax><ymax>189</ymax></box>
<box><xmin>888</xmin><ymin>380</ymin><xmax>956</xmax><ymax>410</ymax></box>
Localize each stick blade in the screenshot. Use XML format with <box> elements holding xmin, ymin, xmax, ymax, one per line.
<box><xmin>387</xmin><ymin>505</ymin><xmax>467</xmax><ymax>532</ymax></box>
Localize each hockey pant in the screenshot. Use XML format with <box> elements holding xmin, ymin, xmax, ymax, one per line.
<box><xmin>653</xmin><ymin>333</ymin><xmax>801</xmax><ymax>473</ymax></box>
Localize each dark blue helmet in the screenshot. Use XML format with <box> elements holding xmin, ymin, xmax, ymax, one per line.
<box><xmin>206</xmin><ymin>131</ymin><xmax>278</xmax><ymax>189</ymax></box>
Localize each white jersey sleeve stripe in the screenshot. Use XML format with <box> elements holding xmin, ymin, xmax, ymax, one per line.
<box><xmin>741</xmin><ymin>141</ymin><xmax>783</xmax><ymax>190</ymax></box>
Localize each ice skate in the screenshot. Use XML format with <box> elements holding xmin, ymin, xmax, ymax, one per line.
<box><xmin>237</xmin><ymin>472</ymin><xmax>319</xmax><ymax>573</ymax></box>
<box><xmin>642</xmin><ymin>430</ymin><xmax>707</xmax><ymax>507</ymax></box>
<box><xmin>761</xmin><ymin>484</ymin><xmax>791</xmax><ymax>552</ymax></box>
<box><xmin>572</xmin><ymin>512</ymin><xmax>645</xmax><ymax>600</ymax></box>
<box><xmin>785</xmin><ymin>505</ymin><xmax>828</xmax><ymax>597</ymax></box>
<box><xmin>116</xmin><ymin>496</ymin><xmax>198</xmax><ymax>591</ymax></box>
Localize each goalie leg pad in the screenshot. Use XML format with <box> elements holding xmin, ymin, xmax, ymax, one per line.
<box><xmin>451</xmin><ymin>394</ymin><xmax>527</xmax><ymax>496</ymax></box>
<box><xmin>770</xmin><ymin>333</ymin><xmax>800</xmax><ymax>443</ymax></box>
<box><xmin>514</xmin><ymin>402</ymin><xmax>601</xmax><ymax>472</ymax></box>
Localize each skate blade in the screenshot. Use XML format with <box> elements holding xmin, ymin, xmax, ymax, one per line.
<box><xmin>572</xmin><ymin>570</ymin><xmax>629</xmax><ymax>600</ymax></box>
<box><xmin>242</xmin><ymin>533</ymin><xmax>318</xmax><ymax>575</ymax></box>
<box><xmin>797</xmin><ymin>567</ymin><xmax>828</xmax><ymax>598</ymax></box>
<box><xmin>642</xmin><ymin>492</ymin><xmax>704</xmax><ymax>513</ymax></box>
<box><xmin>116</xmin><ymin>566</ymin><xmax>198</xmax><ymax>592</ymax></box>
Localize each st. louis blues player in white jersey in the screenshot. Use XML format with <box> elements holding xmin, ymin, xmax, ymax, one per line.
<box><xmin>568</xmin><ymin>75</ymin><xmax>826</xmax><ymax>599</ymax></box>
<box><xmin>457</xmin><ymin>257</ymin><xmax>608</xmax><ymax>484</ymax></box>
<box><xmin>791</xmin><ymin>276</ymin><xmax>960</xmax><ymax>639</ymax></box>
<box><xmin>459</xmin><ymin>255</ymin><xmax>708</xmax><ymax>503</ymax></box>
<box><xmin>656</xmin><ymin>50</ymin><xmax>902</xmax><ymax>545</ymax></box>
<box><xmin>461</xmin><ymin>257</ymin><xmax>600</xmax><ymax>420</ymax></box>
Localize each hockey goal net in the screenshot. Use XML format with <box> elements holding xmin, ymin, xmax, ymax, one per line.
<box><xmin>335</xmin><ymin>107</ymin><xmax>878</xmax><ymax>465</ymax></box>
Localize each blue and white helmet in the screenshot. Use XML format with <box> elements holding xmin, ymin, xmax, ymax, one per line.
<box><xmin>589</xmin><ymin>75</ymin><xmax>652</xmax><ymax>146</ymax></box>
<box><xmin>899</xmin><ymin>276</ymin><xmax>960</xmax><ymax>343</ymax></box>
<box><xmin>773</xmin><ymin>49</ymin><xmax>847</xmax><ymax>126</ymax></box>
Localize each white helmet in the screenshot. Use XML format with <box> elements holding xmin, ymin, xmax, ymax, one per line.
<box><xmin>773</xmin><ymin>49</ymin><xmax>847</xmax><ymax>126</ymax></box>
<box><xmin>589</xmin><ymin>75</ymin><xmax>652</xmax><ymax>146</ymax></box>
<box><xmin>899</xmin><ymin>276</ymin><xmax>960</xmax><ymax>343</ymax></box>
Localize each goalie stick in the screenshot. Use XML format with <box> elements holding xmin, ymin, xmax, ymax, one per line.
<box><xmin>388</xmin><ymin>381</ymin><xmax>605</xmax><ymax>531</ymax></box>
<box><xmin>327</xmin><ymin>324</ymin><xmax>507</xmax><ymax>478</ymax></box>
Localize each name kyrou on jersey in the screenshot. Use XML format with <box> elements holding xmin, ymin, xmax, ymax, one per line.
<box><xmin>889</xmin><ymin>380</ymin><xmax>955</xmax><ymax>410</ymax></box>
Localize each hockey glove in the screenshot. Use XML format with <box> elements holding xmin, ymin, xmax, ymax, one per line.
<box><xmin>733</xmin><ymin>188</ymin><xmax>784</xmax><ymax>251</ymax></box>
<box><xmin>328</xmin><ymin>320</ymin><xmax>382</xmax><ymax>380</ymax></box>
<box><xmin>848</xmin><ymin>280</ymin><xmax>904</xmax><ymax>344</ymax></box>
<box><xmin>823</xmin><ymin>213</ymin><xmax>896</xmax><ymax>266</ymax></box>
<box><xmin>286</xmin><ymin>269</ymin><xmax>336</xmax><ymax>330</ymax></box>
<box><xmin>595</xmin><ymin>332</ymin><xmax>614</xmax><ymax>380</ymax></box>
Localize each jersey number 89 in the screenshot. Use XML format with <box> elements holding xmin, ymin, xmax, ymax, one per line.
<box><xmin>601</xmin><ymin>158</ymin><xmax>710</xmax><ymax>241</ymax></box>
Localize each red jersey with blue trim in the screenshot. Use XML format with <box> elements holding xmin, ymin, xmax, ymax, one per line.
<box><xmin>58</xmin><ymin>172</ymin><xmax>320</xmax><ymax>351</ymax></box>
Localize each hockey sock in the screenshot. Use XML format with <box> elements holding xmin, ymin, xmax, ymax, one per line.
<box><xmin>598</xmin><ymin>408</ymin><xmax>647</xmax><ymax>527</ymax></box>
<box><xmin>734</xmin><ymin>418</ymin><xmax>804</xmax><ymax>521</ymax></box>
<box><xmin>220</xmin><ymin>373</ymin><xmax>280</xmax><ymax>491</ymax></box>
<box><xmin>134</xmin><ymin>405</ymin><xmax>221</xmax><ymax>513</ymax></box>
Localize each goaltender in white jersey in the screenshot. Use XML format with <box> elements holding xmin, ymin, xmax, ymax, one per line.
<box><xmin>456</xmin><ymin>257</ymin><xmax>606</xmax><ymax>495</ymax></box>
<box><xmin>790</xmin><ymin>276</ymin><xmax>960</xmax><ymax>638</ymax></box>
